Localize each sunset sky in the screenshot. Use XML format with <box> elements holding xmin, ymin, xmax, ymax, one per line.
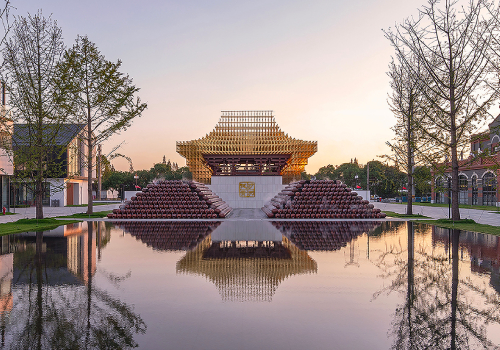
<box><xmin>12</xmin><ymin>0</ymin><xmax>469</xmax><ymax>174</ymax></box>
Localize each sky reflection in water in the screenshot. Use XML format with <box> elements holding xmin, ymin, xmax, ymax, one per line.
<box><xmin>0</xmin><ymin>220</ymin><xmax>499</xmax><ymax>349</ymax></box>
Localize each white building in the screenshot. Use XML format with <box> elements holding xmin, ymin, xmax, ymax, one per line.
<box><xmin>12</xmin><ymin>124</ymin><xmax>95</xmax><ymax>207</ymax></box>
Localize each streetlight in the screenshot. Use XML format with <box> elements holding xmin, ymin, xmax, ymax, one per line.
<box><xmin>134</xmin><ymin>174</ymin><xmax>139</xmax><ymax>190</ymax></box>
<box><xmin>354</xmin><ymin>174</ymin><xmax>359</xmax><ymax>189</ymax></box>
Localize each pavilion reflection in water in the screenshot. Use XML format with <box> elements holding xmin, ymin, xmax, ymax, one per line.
<box><xmin>176</xmin><ymin>221</ymin><xmax>316</xmax><ymax>302</ymax></box>
<box><xmin>116</xmin><ymin>221</ymin><xmax>383</xmax><ymax>302</ymax></box>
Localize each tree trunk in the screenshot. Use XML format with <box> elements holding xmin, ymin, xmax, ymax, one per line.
<box><xmin>86</xmin><ymin>110</ymin><xmax>93</xmax><ymax>215</ymax></box>
<box><xmin>449</xmin><ymin>37</ymin><xmax>460</xmax><ymax>221</ymax></box>
<box><xmin>450</xmin><ymin>229</ymin><xmax>459</xmax><ymax>349</ymax></box>
<box><xmin>36</xmin><ymin>124</ymin><xmax>44</xmax><ymax>219</ymax></box>
<box><xmin>86</xmin><ymin>52</ymin><xmax>93</xmax><ymax>215</ymax></box>
<box><xmin>97</xmin><ymin>145</ymin><xmax>101</xmax><ymax>201</ymax></box>
<box><xmin>36</xmin><ymin>31</ymin><xmax>44</xmax><ymax>220</ymax></box>
<box><xmin>85</xmin><ymin>222</ymin><xmax>93</xmax><ymax>347</ymax></box>
<box><xmin>35</xmin><ymin>180</ymin><xmax>43</xmax><ymax>219</ymax></box>
<box><xmin>407</xmin><ymin>109</ymin><xmax>413</xmax><ymax>215</ymax></box>
<box><xmin>451</xmin><ymin>146</ymin><xmax>460</xmax><ymax>220</ymax></box>
<box><xmin>407</xmin><ymin>222</ymin><xmax>414</xmax><ymax>302</ymax></box>
<box><xmin>35</xmin><ymin>231</ymin><xmax>43</xmax><ymax>350</ymax></box>
<box><xmin>407</xmin><ymin>173</ymin><xmax>413</xmax><ymax>215</ymax></box>
<box><xmin>407</xmin><ymin>222</ymin><xmax>415</xmax><ymax>344</ymax></box>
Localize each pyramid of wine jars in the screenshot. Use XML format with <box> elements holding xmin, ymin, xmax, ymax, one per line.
<box><xmin>261</xmin><ymin>179</ymin><xmax>386</xmax><ymax>219</ymax></box>
<box><xmin>113</xmin><ymin>221</ymin><xmax>220</xmax><ymax>251</ymax></box>
<box><xmin>106</xmin><ymin>180</ymin><xmax>232</xmax><ymax>219</ymax></box>
<box><xmin>272</xmin><ymin>221</ymin><xmax>381</xmax><ymax>251</ymax></box>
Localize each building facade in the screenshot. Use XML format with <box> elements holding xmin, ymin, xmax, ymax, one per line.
<box><xmin>0</xmin><ymin>85</ymin><xmax>13</xmax><ymax>210</ymax></box>
<box><xmin>11</xmin><ymin>124</ymin><xmax>95</xmax><ymax>207</ymax></box>
<box><xmin>431</xmin><ymin>115</ymin><xmax>500</xmax><ymax>206</ymax></box>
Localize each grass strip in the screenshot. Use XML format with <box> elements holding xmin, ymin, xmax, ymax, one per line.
<box><xmin>0</xmin><ymin>218</ymin><xmax>82</xmax><ymax>236</ymax></box>
<box><xmin>417</xmin><ymin>218</ymin><xmax>500</xmax><ymax>236</ymax></box>
<box><xmin>65</xmin><ymin>203</ymin><xmax>111</xmax><ymax>207</ymax></box>
<box><xmin>58</xmin><ymin>210</ymin><xmax>112</xmax><ymax>219</ymax></box>
<box><xmin>0</xmin><ymin>212</ymin><xmax>16</xmax><ymax>216</ymax></box>
<box><xmin>383</xmin><ymin>211</ymin><xmax>429</xmax><ymax>218</ymax></box>
<box><xmin>395</xmin><ymin>201</ymin><xmax>500</xmax><ymax>212</ymax></box>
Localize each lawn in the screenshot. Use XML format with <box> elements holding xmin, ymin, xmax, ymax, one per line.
<box><xmin>417</xmin><ymin>218</ymin><xmax>500</xmax><ymax>236</ymax></box>
<box><xmin>65</xmin><ymin>203</ymin><xmax>112</xmax><ymax>207</ymax></box>
<box><xmin>0</xmin><ymin>218</ymin><xmax>83</xmax><ymax>235</ymax></box>
<box><xmin>58</xmin><ymin>210</ymin><xmax>112</xmax><ymax>219</ymax></box>
<box><xmin>383</xmin><ymin>211</ymin><xmax>429</xmax><ymax>219</ymax></box>
<box><xmin>396</xmin><ymin>201</ymin><xmax>500</xmax><ymax>212</ymax></box>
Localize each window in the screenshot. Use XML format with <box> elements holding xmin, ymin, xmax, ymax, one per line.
<box><xmin>472</xmin><ymin>176</ymin><xmax>478</xmax><ymax>205</ymax></box>
<box><xmin>435</xmin><ymin>177</ymin><xmax>445</xmax><ymax>204</ymax></box>
<box><xmin>483</xmin><ymin>173</ymin><xmax>497</xmax><ymax>206</ymax></box>
<box><xmin>67</xmin><ymin>139</ymin><xmax>79</xmax><ymax>176</ymax></box>
<box><xmin>42</xmin><ymin>182</ymin><xmax>50</xmax><ymax>206</ymax></box>
<box><xmin>459</xmin><ymin>175</ymin><xmax>468</xmax><ymax>205</ymax></box>
<box><xmin>10</xmin><ymin>181</ymin><xmax>50</xmax><ymax>206</ymax></box>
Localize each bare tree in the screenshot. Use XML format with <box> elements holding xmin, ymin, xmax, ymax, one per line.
<box><xmin>1</xmin><ymin>12</ymin><xmax>73</xmax><ymax>219</ymax></box>
<box><xmin>60</xmin><ymin>36</ymin><xmax>146</xmax><ymax>214</ymax></box>
<box><xmin>0</xmin><ymin>0</ymin><xmax>11</xmax><ymax>48</ymax></box>
<box><xmin>385</xmin><ymin>0</ymin><xmax>498</xmax><ymax>220</ymax></box>
<box><xmin>385</xmin><ymin>54</ymin><xmax>442</xmax><ymax>215</ymax></box>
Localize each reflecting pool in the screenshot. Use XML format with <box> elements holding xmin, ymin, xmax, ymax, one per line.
<box><xmin>0</xmin><ymin>220</ymin><xmax>500</xmax><ymax>349</ymax></box>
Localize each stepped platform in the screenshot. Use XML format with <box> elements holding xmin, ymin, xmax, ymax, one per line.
<box><xmin>262</xmin><ymin>179</ymin><xmax>386</xmax><ymax>219</ymax></box>
<box><xmin>107</xmin><ymin>180</ymin><xmax>232</xmax><ymax>219</ymax></box>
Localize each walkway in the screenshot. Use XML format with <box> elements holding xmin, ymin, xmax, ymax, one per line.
<box><xmin>373</xmin><ymin>202</ymin><xmax>500</xmax><ymax>226</ymax></box>
<box><xmin>227</xmin><ymin>208</ymin><xmax>267</xmax><ymax>220</ymax></box>
<box><xmin>0</xmin><ymin>203</ymin><xmax>122</xmax><ymax>224</ymax></box>
<box><xmin>0</xmin><ymin>202</ymin><xmax>498</xmax><ymax>227</ymax></box>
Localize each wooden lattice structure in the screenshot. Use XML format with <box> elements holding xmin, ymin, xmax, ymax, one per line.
<box><xmin>176</xmin><ymin>111</ymin><xmax>317</xmax><ymax>184</ymax></box>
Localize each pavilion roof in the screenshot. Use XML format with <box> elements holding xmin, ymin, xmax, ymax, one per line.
<box><xmin>176</xmin><ymin>111</ymin><xmax>317</xmax><ymax>183</ymax></box>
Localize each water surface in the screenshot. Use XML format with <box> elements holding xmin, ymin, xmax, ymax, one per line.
<box><xmin>0</xmin><ymin>220</ymin><xmax>499</xmax><ymax>349</ymax></box>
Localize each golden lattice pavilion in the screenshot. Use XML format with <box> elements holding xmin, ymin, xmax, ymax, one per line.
<box><xmin>176</xmin><ymin>111</ymin><xmax>317</xmax><ymax>184</ymax></box>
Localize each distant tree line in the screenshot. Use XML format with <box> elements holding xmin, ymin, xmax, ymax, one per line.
<box><xmin>312</xmin><ymin>160</ymin><xmax>431</xmax><ymax>199</ymax></box>
<box><xmin>101</xmin><ymin>158</ymin><xmax>192</xmax><ymax>194</ymax></box>
<box><xmin>101</xmin><ymin>156</ymin><xmax>432</xmax><ymax>200</ymax></box>
<box><xmin>101</xmin><ymin>157</ymin><xmax>430</xmax><ymax>200</ymax></box>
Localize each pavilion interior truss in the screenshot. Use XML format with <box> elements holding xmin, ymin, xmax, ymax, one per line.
<box><xmin>176</xmin><ymin>111</ymin><xmax>317</xmax><ymax>184</ymax></box>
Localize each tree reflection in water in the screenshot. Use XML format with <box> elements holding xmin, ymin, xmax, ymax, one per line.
<box><xmin>3</xmin><ymin>222</ymin><xmax>146</xmax><ymax>349</ymax></box>
<box><xmin>374</xmin><ymin>222</ymin><xmax>500</xmax><ymax>349</ymax></box>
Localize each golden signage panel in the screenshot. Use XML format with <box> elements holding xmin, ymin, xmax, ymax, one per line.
<box><xmin>239</xmin><ymin>182</ymin><xmax>255</xmax><ymax>198</ymax></box>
